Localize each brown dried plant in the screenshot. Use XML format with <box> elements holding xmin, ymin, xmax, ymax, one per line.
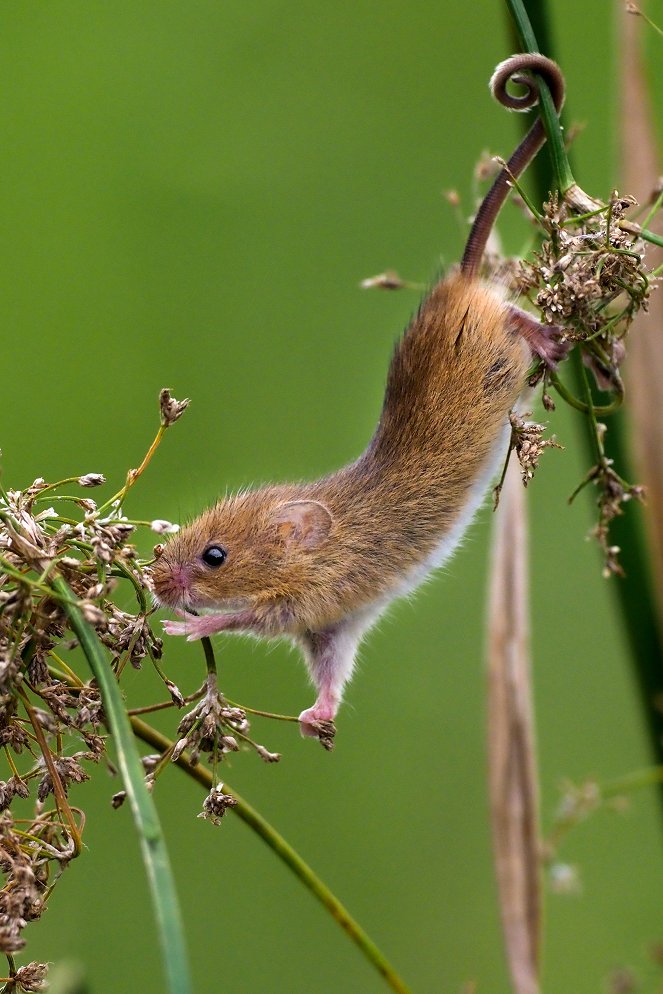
<box><xmin>0</xmin><ymin>390</ymin><xmax>288</xmax><ymax>987</ymax></box>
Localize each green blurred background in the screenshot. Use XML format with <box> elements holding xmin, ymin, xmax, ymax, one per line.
<box><xmin>2</xmin><ymin>2</ymin><xmax>662</xmax><ymax>992</ymax></box>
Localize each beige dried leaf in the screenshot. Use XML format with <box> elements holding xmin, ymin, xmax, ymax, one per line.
<box><xmin>620</xmin><ymin>3</ymin><xmax>663</xmax><ymax>623</ymax></box>
<box><xmin>487</xmin><ymin>459</ymin><xmax>540</xmax><ymax>994</ymax></box>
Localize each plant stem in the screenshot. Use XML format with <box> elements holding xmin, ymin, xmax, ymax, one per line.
<box><xmin>97</xmin><ymin>424</ymin><xmax>167</xmax><ymax>514</ymax></box>
<box><xmin>130</xmin><ymin>716</ymin><xmax>414</xmax><ymax>994</ymax></box>
<box><xmin>19</xmin><ymin>690</ymin><xmax>82</xmax><ymax>857</ymax></box>
<box><xmin>505</xmin><ymin>0</ymin><xmax>575</xmax><ymax>193</ymax></box>
<box><xmin>516</xmin><ymin>0</ymin><xmax>663</xmax><ymax>789</ymax></box>
<box><xmin>581</xmin><ymin>398</ymin><xmax>663</xmax><ymax>776</ymax></box>
<box><xmin>619</xmin><ymin>218</ymin><xmax>663</xmax><ymax>249</ymax></box>
<box><xmin>54</xmin><ymin>577</ymin><xmax>193</xmax><ymax>994</ymax></box>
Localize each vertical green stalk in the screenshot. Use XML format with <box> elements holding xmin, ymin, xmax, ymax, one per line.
<box><xmin>510</xmin><ymin>1</ymin><xmax>663</xmax><ymax>782</ymax></box>
<box><xmin>53</xmin><ymin>577</ymin><xmax>193</xmax><ymax>994</ymax></box>
<box><xmin>572</xmin><ymin>362</ymin><xmax>663</xmax><ymax>775</ymax></box>
<box><xmin>505</xmin><ymin>0</ymin><xmax>575</xmax><ymax>193</ymax></box>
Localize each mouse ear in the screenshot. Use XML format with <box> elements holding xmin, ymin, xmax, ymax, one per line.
<box><xmin>271</xmin><ymin>500</ymin><xmax>333</xmax><ymax>550</ymax></box>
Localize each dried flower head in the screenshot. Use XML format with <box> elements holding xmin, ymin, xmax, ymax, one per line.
<box><xmin>12</xmin><ymin>961</ymin><xmax>49</xmax><ymax>992</ymax></box>
<box><xmin>198</xmin><ymin>783</ymin><xmax>237</xmax><ymax>826</ymax></box>
<box><xmin>159</xmin><ymin>388</ymin><xmax>190</xmax><ymax>427</ymax></box>
<box><xmin>150</xmin><ymin>520</ymin><xmax>179</xmax><ymax>535</ymax></box>
<box><xmin>510</xmin><ymin>187</ymin><xmax>655</xmax><ymax>571</ymax></box>
<box><xmin>508</xmin><ymin>412</ymin><xmax>563</xmax><ymax>487</ymax></box>
<box><xmin>548</xmin><ymin>862</ymin><xmax>582</xmax><ymax>896</ymax></box>
<box><xmin>78</xmin><ymin>473</ymin><xmax>106</xmax><ymax>488</ymax></box>
<box><xmin>0</xmin><ymin>387</ymin><xmax>283</xmax><ymax>966</ymax></box>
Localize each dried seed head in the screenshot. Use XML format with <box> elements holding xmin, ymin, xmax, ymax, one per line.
<box><xmin>150</xmin><ymin>520</ymin><xmax>180</xmax><ymax>535</ymax></box>
<box><xmin>78</xmin><ymin>601</ymin><xmax>107</xmax><ymax>628</ymax></box>
<box><xmin>171</xmin><ymin>738</ymin><xmax>189</xmax><ymax>762</ymax></box>
<box><xmin>198</xmin><ymin>783</ymin><xmax>237</xmax><ymax>825</ymax></box>
<box><xmin>165</xmin><ymin>679</ymin><xmax>184</xmax><ymax>708</ymax></box>
<box><xmin>159</xmin><ymin>388</ymin><xmax>190</xmax><ymax>427</ymax></box>
<box><xmin>474</xmin><ymin>150</ymin><xmax>501</xmax><ymax>184</ymax></box>
<box><xmin>508</xmin><ymin>412</ymin><xmax>562</xmax><ymax>486</ymax></box>
<box><xmin>256</xmin><ymin>745</ymin><xmax>281</xmax><ymax>763</ymax></box>
<box><xmin>13</xmin><ymin>961</ymin><xmax>49</xmax><ymax>992</ymax></box>
<box><xmin>78</xmin><ymin>473</ymin><xmax>106</xmax><ymax>488</ymax></box>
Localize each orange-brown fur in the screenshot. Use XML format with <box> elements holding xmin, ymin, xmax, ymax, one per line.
<box><xmin>153</xmin><ymin>273</ymin><xmax>528</xmax><ymax>630</ymax></box>
<box><xmin>154</xmin><ymin>53</ymin><xmax>565</xmax><ymax>727</ymax></box>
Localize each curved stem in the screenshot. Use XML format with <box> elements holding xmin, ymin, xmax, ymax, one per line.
<box><xmin>225</xmin><ymin>698</ymin><xmax>299</xmax><ymax>722</ymax></box>
<box><xmin>549</xmin><ymin>369</ymin><xmax>624</xmax><ymax>416</ymax></box>
<box><xmin>130</xmin><ymin>716</ymin><xmax>414</xmax><ymax>994</ymax></box>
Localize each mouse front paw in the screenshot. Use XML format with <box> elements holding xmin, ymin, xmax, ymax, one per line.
<box><xmin>162</xmin><ymin>614</ymin><xmax>205</xmax><ymax>640</ymax></box>
<box><xmin>162</xmin><ymin>619</ymin><xmax>187</xmax><ymax>636</ymax></box>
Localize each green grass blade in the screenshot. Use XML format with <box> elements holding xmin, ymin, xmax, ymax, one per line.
<box><xmin>53</xmin><ymin>577</ymin><xmax>193</xmax><ymax>994</ymax></box>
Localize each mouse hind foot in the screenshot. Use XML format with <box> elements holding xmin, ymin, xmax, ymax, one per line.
<box><xmin>507</xmin><ymin>304</ymin><xmax>570</xmax><ymax>367</ymax></box>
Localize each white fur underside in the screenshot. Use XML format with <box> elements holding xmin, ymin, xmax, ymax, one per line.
<box><xmin>396</xmin><ymin>419</ymin><xmax>511</xmax><ymax>595</ymax></box>
<box><xmin>340</xmin><ymin>419</ymin><xmax>512</xmax><ymax>646</ymax></box>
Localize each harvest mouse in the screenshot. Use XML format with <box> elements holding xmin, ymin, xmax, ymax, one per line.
<box><xmin>154</xmin><ymin>54</ymin><xmax>566</xmax><ymax>736</ymax></box>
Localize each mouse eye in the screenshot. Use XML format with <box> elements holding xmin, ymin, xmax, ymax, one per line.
<box><xmin>201</xmin><ymin>545</ymin><xmax>227</xmax><ymax>568</ymax></box>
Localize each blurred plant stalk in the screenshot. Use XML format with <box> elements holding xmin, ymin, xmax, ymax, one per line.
<box><xmin>620</xmin><ymin>0</ymin><xmax>663</xmax><ymax>629</ymax></box>
<box><xmin>487</xmin><ymin>459</ymin><xmax>540</xmax><ymax>994</ymax></box>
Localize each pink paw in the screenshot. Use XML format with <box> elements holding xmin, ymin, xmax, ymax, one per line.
<box><xmin>298</xmin><ymin>703</ymin><xmax>337</xmax><ymax>750</ymax></box>
<box><xmin>298</xmin><ymin>703</ymin><xmax>335</xmax><ymax>726</ymax></box>
<box><xmin>507</xmin><ymin>306</ymin><xmax>570</xmax><ymax>368</ymax></box>
<box><xmin>162</xmin><ymin>614</ymin><xmax>205</xmax><ymax>640</ymax></box>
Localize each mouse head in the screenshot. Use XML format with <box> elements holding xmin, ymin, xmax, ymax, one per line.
<box><xmin>151</xmin><ymin>486</ymin><xmax>334</xmax><ymax>611</ymax></box>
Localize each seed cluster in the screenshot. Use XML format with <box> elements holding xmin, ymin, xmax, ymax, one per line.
<box><xmin>0</xmin><ymin>392</ymin><xmax>283</xmax><ymax>981</ymax></box>
<box><xmin>515</xmin><ymin>191</ymin><xmax>652</xmax><ymax>573</ymax></box>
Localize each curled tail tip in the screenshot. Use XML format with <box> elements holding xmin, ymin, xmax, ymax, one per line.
<box><xmin>490</xmin><ymin>53</ymin><xmax>565</xmax><ymax>114</ymax></box>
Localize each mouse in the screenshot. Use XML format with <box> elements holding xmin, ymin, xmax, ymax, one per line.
<box><xmin>153</xmin><ymin>54</ymin><xmax>567</xmax><ymax>736</ymax></box>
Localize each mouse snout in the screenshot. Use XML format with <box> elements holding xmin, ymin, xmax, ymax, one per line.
<box><xmin>152</xmin><ymin>561</ymin><xmax>193</xmax><ymax>606</ymax></box>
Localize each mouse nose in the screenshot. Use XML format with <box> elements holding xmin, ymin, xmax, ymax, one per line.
<box><xmin>153</xmin><ymin>562</ymin><xmax>192</xmax><ymax>605</ymax></box>
<box><xmin>170</xmin><ymin>564</ymin><xmax>191</xmax><ymax>590</ymax></box>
